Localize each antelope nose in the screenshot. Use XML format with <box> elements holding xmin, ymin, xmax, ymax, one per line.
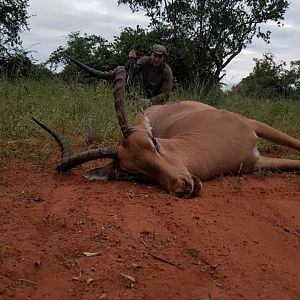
<box><xmin>172</xmin><ymin>178</ymin><xmax>194</xmax><ymax>198</ymax></box>
<box><xmin>171</xmin><ymin>175</ymin><xmax>202</xmax><ymax>198</ymax></box>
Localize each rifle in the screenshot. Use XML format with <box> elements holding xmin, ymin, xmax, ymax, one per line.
<box><xmin>126</xmin><ymin>25</ymin><xmax>139</xmax><ymax>90</ymax></box>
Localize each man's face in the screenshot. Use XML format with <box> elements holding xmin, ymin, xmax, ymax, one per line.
<box><xmin>151</xmin><ymin>52</ymin><xmax>164</xmax><ymax>67</ymax></box>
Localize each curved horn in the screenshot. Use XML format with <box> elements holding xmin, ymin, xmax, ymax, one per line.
<box><xmin>67</xmin><ymin>57</ymin><xmax>133</xmax><ymax>138</ymax></box>
<box><xmin>56</xmin><ymin>147</ymin><xmax>117</xmax><ymax>173</ymax></box>
<box><xmin>113</xmin><ymin>66</ymin><xmax>133</xmax><ymax>138</ymax></box>
<box><xmin>32</xmin><ymin>117</ymin><xmax>70</xmax><ymax>161</ymax></box>
<box><xmin>66</xmin><ymin>56</ymin><xmax>115</xmax><ymax>80</ymax></box>
<box><xmin>32</xmin><ymin>117</ymin><xmax>117</xmax><ymax>173</ymax></box>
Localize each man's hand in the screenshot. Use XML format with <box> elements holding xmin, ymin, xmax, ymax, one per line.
<box><xmin>129</xmin><ymin>49</ymin><xmax>137</xmax><ymax>59</ymax></box>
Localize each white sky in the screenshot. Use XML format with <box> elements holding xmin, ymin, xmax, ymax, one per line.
<box><xmin>21</xmin><ymin>0</ymin><xmax>300</xmax><ymax>87</ymax></box>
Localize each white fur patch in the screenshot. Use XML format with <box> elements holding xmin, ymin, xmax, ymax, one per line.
<box><xmin>143</xmin><ymin>115</ymin><xmax>153</xmax><ymax>134</ymax></box>
<box><xmin>253</xmin><ymin>146</ymin><xmax>260</xmax><ymax>159</ymax></box>
<box><xmin>148</xmin><ymin>136</ymin><xmax>155</xmax><ymax>147</ymax></box>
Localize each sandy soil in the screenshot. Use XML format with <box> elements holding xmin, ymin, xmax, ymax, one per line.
<box><xmin>0</xmin><ymin>159</ymin><xmax>299</xmax><ymax>300</ymax></box>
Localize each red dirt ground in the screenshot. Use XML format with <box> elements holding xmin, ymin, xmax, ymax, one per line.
<box><xmin>0</xmin><ymin>159</ymin><xmax>299</xmax><ymax>300</ymax></box>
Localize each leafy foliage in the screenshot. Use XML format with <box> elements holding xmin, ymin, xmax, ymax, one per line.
<box><xmin>118</xmin><ymin>0</ymin><xmax>289</xmax><ymax>94</ymax></box>
<box><xmin>47</xmin><ymin>32</ymin><xmax>115</xmax><ymax>82</ymax></box>
<box><xmin>0</xmin><ymin>0</ymin><xmax>30</xmax><ymax>56</ymax></box>
<box><xmin>112</xmin><ymin>27</ymin><xmax>162</xmax><ymax>64</ymax></box>
<box><xmin>0</xmin><ymin>0</ymin><xmax>47</xmax><ymax>80</ymax></box>
<box><xmin>284</xmin><ymin>60</ymin><xmax>300</xmax><ymax>99</ymax></box>
<box><xmin>0</xmin><ymin>49</ymin><xmax>53</xmax><ymax>80</ymax></box>
<box><xmin>47</xmin><ymin>29</ymin><xmax>168</xmax><ymax>83</ymax></box>
<box><xmin>232</xmin><ymin>53</ymin><xmax>300</xmax><ymax>100</ymax></box>
<box><xmin>1</xmin><ymin>0</ymin><xmax>291</xmax><ymax>97</ymax></box>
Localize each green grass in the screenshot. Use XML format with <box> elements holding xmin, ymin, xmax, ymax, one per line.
<box><xmin>1</xmin><ymin>78</ymin><xmax>299</xmax><ymax>162</ymax></box>
<box><xmin>0</xmin><ymin>78</ymin><xmax>123</xmax><ymax>162</ymax></box>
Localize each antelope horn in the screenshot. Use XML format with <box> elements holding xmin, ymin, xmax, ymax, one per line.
<box><xmin>113</xmin><ymin>66</ymin><xmax>134</xmax><ymax>138</ymax></box>
<box><xmin>56</xmin><ymin>147</ymin><xmax>117</xmax><ymax>173</ymax></box>
<box><xmin>68</xmin><ymin>56</ymin><xmax>133</xmax><ymax>138</ymax></box>
<box><xmin>66</xmin><ymin>56</ymin><xmax>115</xmax><ymax>80</ymax></box>
<box><xmin>32</xmin><ymin>117</ymin><xmax>117</xmax><ymax>173</ymax></box>
<box><xmin>32</xmin><ymin>117</ymin><xmax>69</xmax><ymax>161</ymax></box>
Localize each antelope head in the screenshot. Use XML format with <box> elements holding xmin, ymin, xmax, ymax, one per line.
<box><xmin>117</xmin><ymin>113</ymin><xmax>201</xmax><ymax>198</ymax></box>
<box><xmin>33</xmin><ymin>61</ymin><xmax>201</xmax><ymax>198</ymax></box>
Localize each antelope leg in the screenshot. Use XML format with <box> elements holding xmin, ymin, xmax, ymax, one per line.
<box><xmin>255</xmin><ymin>156</ymin><xmax>300</xmax><ymax>172</ymax></box>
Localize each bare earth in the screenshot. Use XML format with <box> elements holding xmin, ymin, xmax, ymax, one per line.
<box><xmin>0</xmin><ymin>159</ymin><xmax>299</xmax><ymax>300</ymax></box>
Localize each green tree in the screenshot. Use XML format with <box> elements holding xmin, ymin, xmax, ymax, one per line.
<box><xmin>47</xmin><ymin>29</ymin><xmax>162</xmax><ymax>82</ymax></box>
<box><xmin>47</xmin><ymin>32</ymin><xmax>114</xmax><ymax>82</ymax></box>
<box><xmin>232</xmin><ymin>53</ymin><xmax>286</xmax><ymax>98</ymax></box>
<box><xmin>0</xmin><ymin>0</ymin><xmax>30</xmax><ymax>56</ymax></box>
<box><xmin>112</xmin><ymin>26</ymin><xmax>171</xmax><ymax>64</ymax></box>
<box><xmin>118</xmin><ymin>0</ymin><xmax>289</xmax><ymax>94</ymax></box>
<box><xmin>113</xmin><ymin>27</ymin><xmax>155</xmax><ymax>64</ymax></box>
<box><xmin>284</xmin><ymin>60</ymin><xmax>300</xmax><ymax>99</ymax></box>
<box><xmin>0</xmin><ymin>49</ymin><xmax>53</xmax><ymax>80</ymax></box>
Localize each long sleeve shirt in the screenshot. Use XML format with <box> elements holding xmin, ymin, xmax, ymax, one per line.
<box><xmin>126</xmin><ymin>56</ymin><xmax>173</xmax><ymax>104</ymax></box>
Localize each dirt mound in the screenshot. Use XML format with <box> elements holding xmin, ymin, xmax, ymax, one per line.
<box><xmin>0</xmin><ymin>159</ymin><xmax>299</xmax><ymax>300</ymax></box>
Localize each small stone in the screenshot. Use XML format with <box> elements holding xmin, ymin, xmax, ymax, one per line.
<box><xmin>86</xmin><ymin>278</ymin><xmax>94</xmax><ymax>285</ymax></box>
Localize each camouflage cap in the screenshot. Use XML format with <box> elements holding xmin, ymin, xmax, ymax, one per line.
<box><xmin>152</xmin><ymin>44</ymin><xmax>167</xmax><ymax>56</ymax></box>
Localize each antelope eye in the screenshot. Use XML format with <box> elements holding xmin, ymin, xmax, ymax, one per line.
<box><xmin>151</xmin><ymin>136</ymin><xmax>160</xmax><ymax>151</ymax></box>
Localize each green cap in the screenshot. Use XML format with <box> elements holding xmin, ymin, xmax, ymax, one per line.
<box><xmin>152</xmin><ymin>44</ymin><xmax>167</xmax><ymax>56</ymax></box>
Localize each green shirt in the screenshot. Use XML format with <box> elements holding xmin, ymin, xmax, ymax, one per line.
<box><xmin>133</xmin><ymin>56</ymin><xmax>173</xmax><ymax>104</ymax></box>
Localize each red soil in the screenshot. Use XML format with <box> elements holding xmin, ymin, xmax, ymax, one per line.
<box><xmin>0</xmin><ymin>159</ymin><xmax>299</xmax><ymax>300</ymax></box>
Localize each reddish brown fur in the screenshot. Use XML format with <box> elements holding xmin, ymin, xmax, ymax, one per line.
<box><xmin>115</xmin><ymin>101</ymin><xmax>300</xmax><ymax>197</ymax></box>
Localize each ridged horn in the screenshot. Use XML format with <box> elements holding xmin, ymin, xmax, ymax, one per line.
<box><xmin>32</xmin><ymin>117</ymin><xmax>117</xmax><ymax>173</ymax></box>
<box><xmin>56</xmin><ymin>147</ymin><xmax>117</xmax><ymax>173</ymax></box>
<box><xmin>113</xmin><ymin>66</ymin><xmax>134</xmax><ymax>138</ymax></box>
<box><xmin>66</xmin><ymin>56</ymin><xmax>115</xmax><ymax>80</ymax></box>
<box><xmin>68</xmin><ymin>57</ymin><xmax>133</xmax><ymax>138</ymax></box>
<box><xmin>32</xmin><ymin>117</ymin><xmax>69</xmax><ymax>161</ymax></box>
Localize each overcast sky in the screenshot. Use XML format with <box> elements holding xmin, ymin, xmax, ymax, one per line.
<box><xmin>20</xmin><ymin>0</ymin><xmax>300</xmax><ymax>86</ymax></box>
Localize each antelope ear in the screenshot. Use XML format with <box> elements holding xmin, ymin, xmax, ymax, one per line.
<box><xmin>134</xmin><ymin>111</ymin><xmax>146</xmax><ymax>126</ymax></box>
<box><xmin>192</xmin><ymin>175</ymin><xmax>202</xmax><ymax>196</ymax></box>
<box><xmin>134</xmin><ymin>111</ymin><xmax>153</xmax><ymax>134</ymax></box>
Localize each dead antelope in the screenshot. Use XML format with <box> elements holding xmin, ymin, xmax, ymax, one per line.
<box><xmin>33</xmin><ymin>60</ymin><xmax>300</xmax><ymax>198</ymax></box>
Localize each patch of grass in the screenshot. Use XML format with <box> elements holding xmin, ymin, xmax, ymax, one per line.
<box><xmin>1</xmin><ymin>78</ymin><xmax>299</xmax><ymax>161</ymax></box>
<box><xmin>0</xmin><ymin>78</ymin><xmax>122</xmax><ymax>160</ymax></box>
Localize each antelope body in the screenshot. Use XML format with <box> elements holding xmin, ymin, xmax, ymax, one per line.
<box><xmin>33</xmin><ymin>62</ymin><xmax>300</xmax><ymax>198</ymax></box>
